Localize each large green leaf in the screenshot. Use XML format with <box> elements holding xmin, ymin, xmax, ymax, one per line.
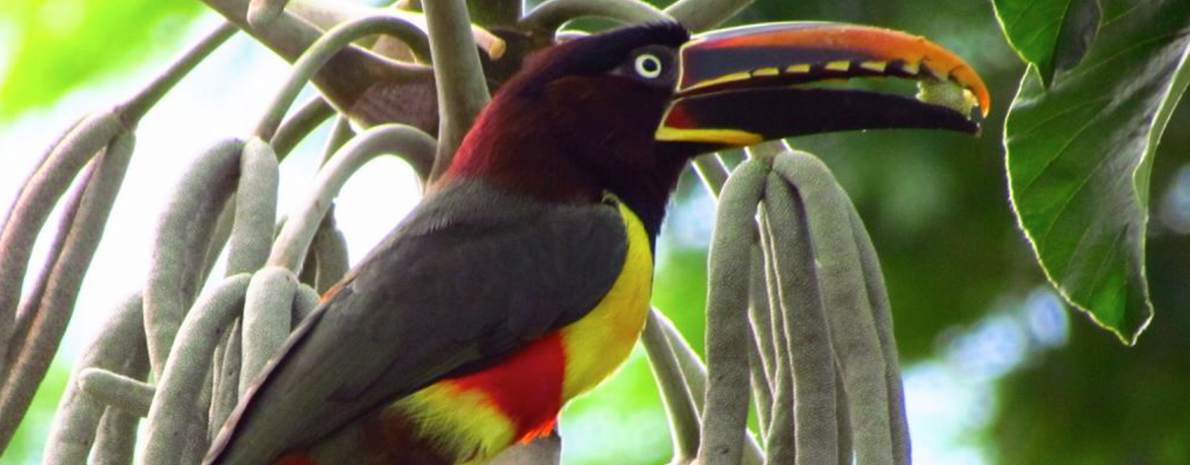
<box><xmin>993</xmin><ymin>0</ymin><xmax>1101</xmax><ymax>86</ymax></box>
<box><xmin>1004</xmin><ymin>0</ymin><xmax>1190</xmax><ymax>344</ymax></box>
<box><xmin>0</xmin><ymin>0</ymin><xmax>203</xmax><ymax>120</ymax></box>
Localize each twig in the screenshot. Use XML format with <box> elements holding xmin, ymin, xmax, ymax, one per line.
<box><xmin>691</xmin><ymin>154</ymin><xmax>731</xmax><ymax>199</ymax></box>
<box><xmin>117</xmin><ymin>23</ymin><xmax>238</xmax><ymax>125</ymax></box>
<box><xmin>141</xmin><ymin>274</ymin><xmax>252</xmax><ymax>465</ymax></box>
<box><xmin>762</xmin><ymin>170</ymin><xmax>839</xmax><ymax>465</ymax></box>
<box><xmin>642</xmin><ymin>309</ymin><xmax>701</xmax><ymax>462</ymax></box>
<box><xmin>248</xmin><ymin>0</ymin><xmax>290</xmax><ymax>28</ymax></box>
<box><xmin>664</xmin><ymin>0</ymin><xmax>754</xmax><ymax>32</ymax></box>
<box><xmin>292</xmin><ymin>283</ymin><xmax>321</xmax><ymax>325</ymax></box>
<box><xmin>144</xmin><ymin>139</ymin><xmax>244</xmax><ymax>378</ymax></box>
<box><xmin>321</xmin><ymin>115</ymin><xmax>356</xmax><ymax>166</ymax></box>
<box><xmin>744</xmin><ymin>242</ymin><xmax>773</xmax><ymax>440</ymax></box>
<box><xmin>848</xmin><ymin>207</ymin><xmax>910</xmax><ymax>464</ymax></box>
<box><xmin>518</xmin><ymin>0</ymin><xmax>670</xmax><ymax>33</ymax></box>
<box><xmin>226</xmin><ymin>139</ymin><xmax>279</xmax><ymax>275</ymax></box>
<box><xmin>268</xmin><ymin>124</ymin><xmax>435</xmax><ymax>271</ymax></box>
<box><xmin>0</xmin><ymin>130</ymin><xmax>136</xmax><ymax>452</ymax></box>
<box><xmin>0</xmin><ymin>110</ymin><xmax>121</xmax><ymax>378</ymax></box>
<box><xmin>209</xmin><ymin>320</ymin><xmax>243</xmax><ymax>440</ymax></box>
<box><xmin>41</xmin><ymin>294</ymin><xmax>145</xmax><ymax>465</ymax></box>
<box><xmin>239</xmin><ymin>267</ymin><xmax>296</xmax><ymax>394</ymax></box>
<box><xmin>772</xmin><ymin>152</ymin><xmax>894</xmax><ymax>464</ymax></box>
<box><xmin>311</xmin><ymin>215</ymin><xmax>350</xmax><ymax>293</ymax></box>
<box><xmin>254</xmin><ymin>14</ymin><xmax>434</xmax><ymax>140</ymax></box>
<box><xmin>7</xmin><ymin>163</ymin><xmax>93</xmax><ymax>380</ymax></box>
<box><xmin>79</xmin><ymin>368</ymin><xmax>155</xmax><ymax>418</ymax></box>
<box><xmin>271</xmin><ymin>96</ymin><xmax>336</xmax><ymax>161</ymax></box>
<box><xmin>698</xmin><ymin>159</ymin><xmax>766</xmax><ymax>465</ymax></box>
<box><xmin>422</xmin><ymin>0</ymin><xmax>490</xmax><ymax>180</ymax></box>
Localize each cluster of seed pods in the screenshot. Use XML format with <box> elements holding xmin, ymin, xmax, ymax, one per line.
<box><xmin>0</xmin><ymin>1</ymin><xmax>907</xmax><ymax>464</ymax></box>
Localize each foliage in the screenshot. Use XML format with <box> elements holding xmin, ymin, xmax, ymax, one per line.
<box><xmin>997</xmin><ymin>0</ymin><xmax>1190</xmax><ymax>343</ymax></box>
<box><xmin>0</xmin><ymin>0</ymin><xmax>204</xmax><ymax>119</ymax></box>
<box><xmin>4</xmin><ymin>0</ymin><xmax>1190</xmax><ymax>464</ymax></box>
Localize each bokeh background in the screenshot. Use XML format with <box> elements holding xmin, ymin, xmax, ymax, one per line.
<box><xmin>1</xmin><ymin>0</ymin><xmax>1188</xmax><ymax>464</ymax></box>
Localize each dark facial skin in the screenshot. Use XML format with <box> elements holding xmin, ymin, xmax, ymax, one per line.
<box><xmin>441</xmin><ymin>23</ymin><xmax>693</xmax><ymax>237</ymax></box>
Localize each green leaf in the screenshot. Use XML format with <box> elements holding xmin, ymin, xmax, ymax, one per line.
<box><xmin>1005</xmin><ymin>0</ymin><xmax>1190</xmax><ymax>344</ymax></box>
<box><xmin>0</xmin><ymin>0</ymin><xmax>204</xmax><ymax>120</ymax></box>
<box><xmin>993</xmin><ymin>0</ymin><xmax>1101</xmax><ymax>86</ymax></box>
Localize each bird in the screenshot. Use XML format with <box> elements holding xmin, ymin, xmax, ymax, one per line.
<box><xmin>203</xmin><ymin>20</ymin><xmax>989</xmax><ymax>465</ymax></box>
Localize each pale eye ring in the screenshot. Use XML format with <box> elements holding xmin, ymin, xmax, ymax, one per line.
<box><xmin>634</xmin><ymin>53</ymin><xmax>663</xmax><ymax>79</ymax></box>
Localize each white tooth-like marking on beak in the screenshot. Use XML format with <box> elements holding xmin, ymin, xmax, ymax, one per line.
<box><xmin>860</xmin><ymin>61</ymin><xmax>888</xmax><ymax>72</ymax></box>
<box><xmin>900</xmin><ymin>61</ymin><xmax>921</xmax><ymax>75</ymax></box>
<box><xmin>752</xmin><ymin>67</ymin><xmax>780</xmax><ymax>77</ymax></box>
<box><xmin>825</xmin><ymin>61</ymin><xmax>851</xmax><ymax>72</ymax></box>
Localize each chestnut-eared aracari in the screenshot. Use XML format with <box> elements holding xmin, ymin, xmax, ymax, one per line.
<box><xmin>203</xmin><ymin>21</ymin><xmax>989</xmax><ymax>465</ymax></box>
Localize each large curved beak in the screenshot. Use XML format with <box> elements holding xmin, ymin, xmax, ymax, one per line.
<box><xmin>656</xmin><ymin>22</ymin><xmax>990</xmax><ymax>154</ymax></box>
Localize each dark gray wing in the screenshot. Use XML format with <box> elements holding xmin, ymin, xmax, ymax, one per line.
<box><xmin>204</xmin><ymin>181</ymin><xmax>628</xmax><ymax>465</ymax></box>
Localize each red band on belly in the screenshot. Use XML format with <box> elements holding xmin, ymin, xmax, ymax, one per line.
<box><xmin>445</xmin><ymin>331</ymin><xmax>565</xmax><ymax>441</ymax></box>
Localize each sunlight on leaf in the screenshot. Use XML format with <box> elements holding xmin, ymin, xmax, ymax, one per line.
<box><xmin>1004</xmin><ymin>0</ymin><xmax>1190</xmax><ymax>344</ymax></box>
<box><xmin>992</xmin><ymin>0</ymin><xmax>1099</xmax><ymax>86</ymax></box>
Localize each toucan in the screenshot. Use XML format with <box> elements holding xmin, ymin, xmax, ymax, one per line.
<box><xmin>203</xmin><ymin>21</ymin><xmax>989</xmax><ymax>465</ymax></box>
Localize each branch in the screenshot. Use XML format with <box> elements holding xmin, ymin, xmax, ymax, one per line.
<box><xmin>141</xmin><ymin>274</ymin><xmax>252</xmax><ymax>465</ymax></box>
<box><xmin>239</xmin><ymin>267</ymin><xmax>297</xmax><ymax>394</ymax></box>
<box><xmin>254</xmin><ymin>14</ymin><xmax>433</xmax><ymax>140</ymax></box>
<box><xmin>311</xmin><ymin>214</ymin><xmax>349</xmax><ymax>293</ymax></box>
<box><xmin>744</xmin><ymin>242</ymin><xmax>774</xmax><ymax>441</ymax></box>
<box><xmin>423</xmin><ymin>0</ymin><xmax>490</xmax><ymax>180</ymax></box>
<box><xmin>664</xmin><ymin>0</ymin><xmax>754</xmax><ymax>32</ymax></box>
<box><xmin>143</xmin><ymin>138</ymin><xmax>243</xmax><ymax>378</ymax></box>
<box><xmin>41</xmin><ymin>294</ymin><xmax>146</xmax><ymax>465</ymax></box>
<box><xmin>519</xmin><ymin>0</ymin><xmax>670</xmax><ymax>33</ymax></box>
<box><xmin>848</xmin><ymin>205</ymin><xmax>910</xmax><ymax>464</ymax></box>
<box><xmin>270</xmin><ymin>96</ymin><xmax>336</xmax><ymax>160</ymax></box>
<box><xmin>642</xmin><ymin>309</ymin><xmax>701</xmax><ymax>462</ymax></box>
<box><xmin>0</xmin><ymin>110</ymin><xmax>121</xmax><ymax>378</ymax></box>
<box><xmin>697</xmin><ymin>159</ymin><xmax>766</xmax><ymax>465</ymax></box>
<box><xmin>0</xmin><ymin>130</ymin><xmax>136</xmax><ymax>452</ymax></box>
<box><xmin>691</xmin><ymin>154</ymin><xmax>731</xmax><ymax>199</ymax></box>
<box><xmin>210</xmin><ymin>319</ymin><xmax>242</xmax><ymax>440</ymax></box>
<box><xmin>79</xmin><ymin>368</ymin><xmax>155</xmax><ymax>418</ymax></box>
<box><xmin>762</xmin><ymin>170</ymin><xmax>839</xmax><ymax>465</ymax></box>
<box><xmin>117</xmin><ymin>22</ymin><xmax>238</xmax><ymax>125</ymax></box>
<box><xmin>292</xmin><ymin>283</ymin><xmax>321</xmax><ymax>325</ymax></box>
<box><xmin>248</xmin><ymin>0</ymin><xmax>291</xmax><ymax>28</ymax></box>
<box><xmin>226</xmin><ymin>138</ymin><xmax>279</xmax><ymax>275</ymax></box>
<box><xmin>771</xmin><ymin>152</ymin><xmax>897</xmax><ymax>464</ymax></box>
<box><xmin>269</xmin><ymin>124</ymin><xmax>435</xmax><ymax>272</ymax></box>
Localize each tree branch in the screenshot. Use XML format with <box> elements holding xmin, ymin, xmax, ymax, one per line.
<box><xmin>239</xmin><ymin>267</ymin><xmax>296</xmax><ymax>393</ymax></box>
<box><xmin>772</xmin><ymin>152</ymin><xmax>896</xmax><ymax>464</ymax></box>
<box><xmin>141</xmin><ymin>274</ymin><xmax>252</xmax><ymax>465</ymax></box>
<box><xmin>519</xmin><ymin>0</ymin><xmax>670</xmax><ymax>33</ymax></box>
<box><xmin>664</xmin><ymin>0</ymin><xmax>754</xmax><ymax>32</ymax></box>
<box><xmin>423</xmin><ymin>0</ymin><xmax>490</xmax><ymax>180</ymax></box>
<box><xmin>269</xmin><ymin>124</ymin><xmax>435</xmax><ymax>272</ymax></box>
<box><xmin>226</xmin><ymin>138</ymin><xmax>279</xmax><ymax>275</ymax></box>
<box><xmin>254</xmin><ymin>14</ymin><xmax>433</xmax><ymax>140</ymax></box>
<box><xmin>144</xmin><ymin>138</ymin><xmax>243</xmax><ymax>378</ymax></box>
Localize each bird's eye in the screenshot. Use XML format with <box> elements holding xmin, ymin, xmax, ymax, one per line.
<box><xmin>634</xmin><ymin>54</ymin><xmax>664</xmax><ymax>79</ymax></box>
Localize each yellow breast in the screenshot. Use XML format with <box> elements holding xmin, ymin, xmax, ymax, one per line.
<box><xmin>559</xmin><ymin>199</ymin><xmax>654</xmax><ymax>401</ymax></box>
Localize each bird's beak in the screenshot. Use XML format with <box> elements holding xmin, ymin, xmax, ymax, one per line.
<box><xmin>655</xmin><ymin>22</ymin><xmax>991</xmax><ymax>152</ymax></box>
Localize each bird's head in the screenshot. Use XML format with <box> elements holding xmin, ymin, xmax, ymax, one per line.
<box><xmin>442</xmin><ymin>21</ymin><xmax>989</xmax><ymax>232</ymax></box>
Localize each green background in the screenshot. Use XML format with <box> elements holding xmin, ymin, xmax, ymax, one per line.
<box><xmin>2</xmin><ymin>0</ymin><xmax>1189</xmax><ymax>464</ymax></box>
